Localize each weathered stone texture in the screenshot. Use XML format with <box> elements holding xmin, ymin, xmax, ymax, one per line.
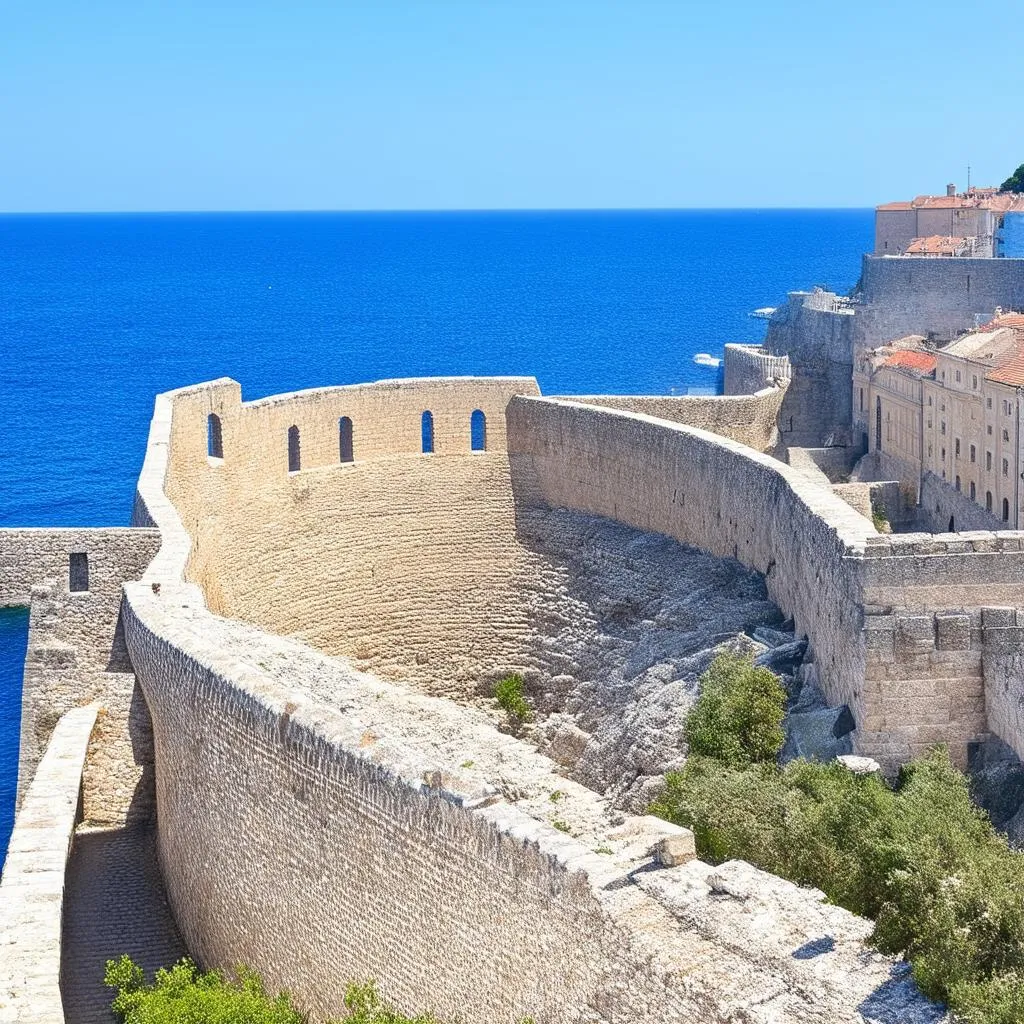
<box><xmin>0</xmin><ymin>705</ymin><xmax>97</xmax><ymax>1024</ymax></box>
<box><xmin>0</xmin><ymin>528</ymin><xmax>161</xmax><ymax>825</ymax></box>
<box><xmin>559</xmin><ymin>383</ymin><xmax>786</xmax><ymax>452</ymax></box>
<box><xmin>112</xmin><ymin>376</ymin><xmax>946</xmax><ymax>1023</ymax></box>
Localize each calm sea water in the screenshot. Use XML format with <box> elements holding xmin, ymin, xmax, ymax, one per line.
<box><xmin>0</xmin><ymin>208</ymin><xmax>873</xmax><ymax>860</ymax></box>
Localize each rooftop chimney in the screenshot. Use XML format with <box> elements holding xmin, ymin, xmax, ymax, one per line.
<box><xmin>947</xmin><ymin>183</ymin><xmax>957</xmax><ymax>197</ymax></box>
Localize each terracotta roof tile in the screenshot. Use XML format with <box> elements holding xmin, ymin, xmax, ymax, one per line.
<box><xmin>880</xmin><ymin>350</ymin><xmax>937</xmax><ymax>375</ymax></box>
<box><xmin>986</xmin><ymin>352</ymin><xmax>1024</xmax><ymax>386</ymax></box>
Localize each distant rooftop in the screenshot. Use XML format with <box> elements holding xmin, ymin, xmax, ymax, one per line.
<box><xmin>877</xmin><ymin>186</ymin><xmax>1024</xmax><ymax>214</ymax></box>
<box><xmin>905</xmin><ymin>235</ymin><xmax>976</xmax><ymax>256</ymax></box>
<box><xmin>879</xmin><ymin>349</ymin><xmax>937</xmax><ymax>376</ymax></box>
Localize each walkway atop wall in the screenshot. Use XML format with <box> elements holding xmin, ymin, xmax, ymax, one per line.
<box><xmin>60</xmin><ymin>824</ymin><xmax>186</xmax><ymax>1024</ymax></box>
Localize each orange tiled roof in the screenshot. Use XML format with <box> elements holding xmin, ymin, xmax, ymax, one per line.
<box><xmin>876</xmin><ymin>201</ymin><xmax>914</xmax><ymax>211</ymax></box>
<box><xmin>905</xmin><ymin>235</ymin><xmax>967</xmax><ymax>255</ymax></box>
<box><xmin>981</xmin><ymin>312</ymin><xmax>1024</xmax><ymax>331</ymax></box>
<box><xmin>880</xmin><ymin>350</ymin><xmax>937</xmax><ymax>374</ymax></box>
<box><xmin>986</xmin><ymin>352</ymin><xmax>1024</xmax><ymax>386</ymax></box>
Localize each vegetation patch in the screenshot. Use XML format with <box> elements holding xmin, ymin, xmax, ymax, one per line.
<box><xmin>650</xmin><ymin>652</ymin><xmax>1024</xmax><ymax>1024</ymax></box>
<box><xmin>105</xmin><ymin>958</ymin><xmax>440</xmax><ymax>1024</ymax></box>
<box><xmin>493</xmin><ymin>672</ymin><xmax>533</xmax><ymax>725</ymax></box>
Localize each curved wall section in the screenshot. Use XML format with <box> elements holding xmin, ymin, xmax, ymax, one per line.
<box><xmin>506</xmin><ymin>396</ymin><xmax>875</xmax><ymax>716</ymax></box>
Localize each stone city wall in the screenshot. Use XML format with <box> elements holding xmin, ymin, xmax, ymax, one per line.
<box><xmin>0</xmin><ymin>528</ymin><xmax>161</xmax><ymax>825</ymax></box>
<box><xmin>152</xmin><ymin>376</ymin><xmax>560</xmax><ymax>698</ymax></box>
<box><xmin>0</xmin><ymin>704</ymin><xmax>98</xmax><ymax>1024</ymax></box>
<box><xmin>506</xmin><ymin>396</ymin><xmax>874</xmax><ymax>718</ymax></box>
<box><xmin>918</xmin><ymin>470</ymin><xmax>1006</xmax><ymax>533</ymax></box>
<box><xmin>722</xmin><ymin>343</ymin><xmax>791</xmax><ymax>396</ymax></box>
<box><xmin>764</xmin><ymin>292</ymin><xmax>856</xmax><ymax>446</ymax></box>
<box><xmin>113</xmin><ymin>378</ymin><xmax>944</xmax><ymax>1024</ymax></box>
<box><xmin>857</xmin><ymin>255</ymin><xmax>1024</xmax><ymax>345</ymax></box>
<box><xmin>560</xmin><ymin>383</ymin><xmax>785</xmax><ymax>452</ymax></box>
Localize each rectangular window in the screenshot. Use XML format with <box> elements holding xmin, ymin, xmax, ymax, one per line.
<box><xmin>971</xmin><ymin>445</ymin><xmax>977</xmax><ymax>462</ymax></box>
<box><xmin>987</xmin><ymin>451</ymin><xmax>993</xmax><ymax>471</ymax></box>
<box><xmin>1004</xmin><ymin>429</ymin><xmax>1011</xmax><ymax>442</ymax></box>
<box><xmin>956</xmin><ymin>369</ymin><xmax>962</xmax><ymax>383</ymax></box>
<box><xmin>1004</xmin><ymin>458</ymin><xmax>1010</xmax><ymax>477</ymax></box>
<box><xmin>973</xmin><ymin>375</ymin><xmax>978</xmax><ymax>389</ymax></box>
<box><xmin>988</xmin><ymin>425</ymin><xmax>994</xmax><ymax>436</ymax></box>
<box><xmin>941</xmin><ymin>447</ymin><xmax>946</xmax><ymax>462</ymax></box>
<box><xmin>955</xmin><ymin>438</ymin><xmax>961</xmax><ymax>457</ymax></box>
<box><xmin>941</xmin><ymin>421</ymin><xmax>946</xmax><ymax>435</ymax></box>
<box><xmin>988</xmin><ymin>396</ymin><xmax>993</xmax><ymax>409</ymax></box>
<box><xmin>69</xmin><ymin>553</ymin><xmax>89</xmax><ymax>593</ymax></box>
<box><xmin>928</xmin><ymin>395</ymin><xmax>933</xmax><ymax>406</ymax></box>
<box><xmin>859</xmin><ymin>387</ymin><xmax>864</xmax><ymax>412</ymax></box>
<box><xmin>928</xmin><ymin>443</ymin><xmax>933</xmax><ymax>458</ymax></box>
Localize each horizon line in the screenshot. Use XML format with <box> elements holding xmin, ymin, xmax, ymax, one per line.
<box><xmin>0</xmin><ymin>204</ymin><xmax>876</xmax><ymax>216</ymax></box>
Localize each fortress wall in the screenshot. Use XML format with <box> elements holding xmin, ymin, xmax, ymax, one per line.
<box><xmin>764</xmin><ymin>294</ymin><xmax>855</xmax><ymax>446</ymax></box>
<box><xmin>858</xmin><ymin>256</ymin><xmax>1024</xmax><ymax>345</ymax></box>
<box><xmin>0</xmin><ymin>704</ymin><xmax>98</xmax><ymax>1024</ymax></box>
<box><xmin>505</xmin><ymin>396</ymin><xmax>874</xmax><ymax>718</ymax></box>
<box><xmin>113</xmin><ymin>377</ymin><xmax>947</xmax><ymax>1023</ymax></box>
<box><xmin>919</xmin><ymin>471</ymin><xmax>1006</xmax><ymax>533</ymax></box>
<box><xmin>155</xmin><ymin>378</ymin><xmax>552</xmax><ymax>697</ymax></box>
<box><xmin>723</xmin><ymin>343</ymin><xmax>791</xmax><ymax>396</ymax></box>
<box><xmin>558</xmin><ymin>383</ymin><xmax>785</xmax><ymax>452</ymax></box>
<box><xmin>0</xmin><ymin>528</ymin><xmax>161</xmax><ymax>826</ymax></box>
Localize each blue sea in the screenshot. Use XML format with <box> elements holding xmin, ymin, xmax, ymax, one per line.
<box><xmin>0</xmin><ymin>208</ymin><xmax>873</xmax><ymax>862</ymax></box>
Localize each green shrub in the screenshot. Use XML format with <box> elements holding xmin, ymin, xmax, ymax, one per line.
<box><xmin>105</xmin><ymin>958</ymin><xmax>440</xmax><ymax>1024</ymax></box>
<box><xmin>871</xmin><ymin>500</ymin><xmax>890</xmax><ymax>533</ymax></box>
<box><xmin>494</xmin><ymin>673</ymin><xmax>533</xmax><ymax>724</ymax></box>
<box><xmin>683</xmin><ymin>652</ymin><xmax>786</xmax><ymax>768</ymax></box>
<box><xmin>650</xmin><ymin>651</ymin><xmax>1024</xmax><ymax>1023</ymax></box>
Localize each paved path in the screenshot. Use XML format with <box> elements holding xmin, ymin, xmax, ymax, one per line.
<box><xmin>61</xmin><ymin>824</ymin><xmax>187</xmax><ymax>1024</ymax></box>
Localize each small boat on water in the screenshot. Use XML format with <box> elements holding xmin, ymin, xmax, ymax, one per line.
<box><xmin>749</xmin><ymin>306</ymin><xmax>777</xmax><ymax>319</ymax></box>
<box><xmin>693</xmin><ymin>352</ymin><xmax>721</xmax><ymax>368</ymax></box>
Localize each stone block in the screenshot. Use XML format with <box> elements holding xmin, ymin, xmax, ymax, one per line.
<box><xmin>935</xmin><ymin>614</ymin><xmax>971</xmax><ymax>651</ymax></box>
<box><xmin>983</xmin><ymin>607</ymin><xmax>1015</xmax><ymax>629</ymax></box>
<box><xmin>654</xmin><ymin>830</ymin><xmax>697</xmax><ymax>867</ymax></box>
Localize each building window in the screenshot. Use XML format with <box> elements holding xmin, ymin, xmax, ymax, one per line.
<box><xmin>928</xmin><ymin>444</ymin><xmax>933</xmax><ymax>458</ymax></box>
<box><xmin>956</xmin><ymin>475</ymin><xmax>961</xmax><ymax>491</ymax></box>
<box><xmin>987</xmin><ymin>491</ymin><xmax>993</xmax><ymax>512</ymax></box>
<box><xmin>1006</xmin><ymin>400</ymin><xmax>1013</xmax><ymax>416</ymax></box>
<box><xmin>1004</xmin><ymin>428</ymin><xmax>1011</xmax><ymax>442</ymax></box>
<box><xmin>470</xmin><ymin>409</ymin><xmax>487</xmax><ymax>451</ymax></box>
<box><xmin>941</xmin><ymin>421</ymin><xmax>946</xmax><ymax>435</ymax></box>
<box><xmin>970</xmin><ymin>445</ymin><xmax>977</xmax><ymax>463</ymax></box>
<box><xmin>339</xmin><ymin>416</ymin><xmax>354</xmax><ymax>463</ymax></box>
<box><xmin>987</xmin><ymin>396</ymin><xmax>993</xmax><ymax>409</ymax></box>
<box><xmin>987</xmin><ymin>451</ymin><xmax>993</xmax><ymax>471</ymax></box>
<box><xmin>875</xmin><ymin>397</ymin><xmax>882</xmax><ymax>452</ymax></box>
<box><xmin>927</xmin><ymin>417</ymin><xmax>933</xmax><ymax>428</ymax></box>
<box><xmin>207</xmin><ymin>414</ymin><xmax>223</xmax><ymax>459</ymax></box>
<box><xmin>69</xmin><ymin>553</ymin><xmax>89</xmax><ymax>593</ymax></box>
<box><xmin>859</xmin><ymin>387</ymin><xmax>864</xmax><ymax>412</ymax></box>
<box><xmin>421</xmin><ymin>411</ymin><xmax>434</xmax><ymax>454</ymax></box>
<box><xmin>288</xmin><ymin>425</ymin><xmax>301</xmax><ymax>472</ymax></box>
<box><xmin>971</xmin><ymin>481</ymin><xmax>977</xmax><ymax>499</ymax></box>
<box><xmin>928</xmin><ymin>395</ymin><xmax>933</xmax><ymax>406</ymax></box>
<box><xmin>1004</xmin><ymin>498</ymin><xmax>1011</xmax><ymax>522</ymax></box>
<box><xmin>973</xmin><ymin>375</ymin><xmax>978</xmax><ymax>389</ymax></box>
<box><xmin>956</xmin><ymin>369</ymin><xmax>962</xmax><ymax>383</ymax></box>
<box><xmin>988</xmin><ymin>425</ymin><xmax>994</xmax><ymax>436</ymax></box>
<box><xmin>1004</xmin><ymin>458</ymin><xmax>1010</xmax><ymax>477</ymax></box>
<box><xmin>941</xmin><ymin>402</ymin><xmax>946</xmax><ymax>412</ymax></box>
<box><xmin>941</xmin><ymin>447</ymin><xmax>946</xmax><ymax>462</ymax></box>
<box><xmin>955</xmin><ymin>438</ymin><xmax>961</xmax><ymax>457</ymax></box>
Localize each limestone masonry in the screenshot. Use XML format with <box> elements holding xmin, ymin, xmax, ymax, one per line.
<box><xmin>13</xmin><ymin>237</ymin><xmax>1024</xmax><ymax>1021</ymax></box>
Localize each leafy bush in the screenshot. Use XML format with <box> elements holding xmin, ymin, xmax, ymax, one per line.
<box><xmin>682</xmin><ymin>652</ymin><xmax>785</xmax><ymax>768</ymax></box>
<box><xmin>494</xmin><ymin>673</ymin><xmax>533</xmax><ymax>724</ymax></box>
<box><xmin>650</xmin><ymin>654</ymin><xmax>1024</xmax><ymax>1023</ymax></box>
<box><xmin>105</xmin><ymin>959</ymin><xmax>440</xmax><ymax>1024</ymax></box>
<box><xmin>999</xmin><ymin>164</ymin><xmax>1024</xmax><ymax>193</ymax></box>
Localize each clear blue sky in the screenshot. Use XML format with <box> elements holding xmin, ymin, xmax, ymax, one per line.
<box><xmin>4</xmin><ymin>0</ymin><xmax>1024</xmax><ymax>212</ymax></box>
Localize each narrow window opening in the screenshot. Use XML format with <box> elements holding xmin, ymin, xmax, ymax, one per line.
<box><xmin>875</xmin><ymin>397</ymin><xmax>882</xmax><ymax>451</ymax></box>
<box><xmin>421</xmin><ymin>411</ymin><xmax>434</xmax><ymax>454</ymax></box>
<box><xmin>339</xmin><ymin>416</ymin><xmax>354</xmax><ymax>463</ymax></box>
<box><xmin>288</xmin><ymin>425</ymin><xmax>301</xmax><ymax>472</ymax></box>
<box><xmin>987</xmin><ymin>491</ymin><xmax>993</xmax><ymax>513</ymax></box>
<box><xmin>69</xmin><ymin>552</ymin><xmax>89</xmax><ymax>593</ymax></box>
<box><xmin>948</xmin><ymin>516</ymin><xmax>955</xmax><ymax>532</ymax></box>
<box><xmin>970</xmin><ymin>481</ymin><xmax>977</xmax><ymax>500</ymax></box>
<box><xmin>207</xmin><ymin>413</ymin><xmax>223</xmax><ymax>459</ymax></box>
<box><xmin>470</xmin><ymin>409</ymin><xmax>486</xmax><ymax>451</ymax></box>
<box><xmin>955</xmin><ymin>475</ymin><xmax>961</xmax><ymax>491</ymax></box>
<box><xmin>1004</xmin><ymin>498</ymin><xmax>1011</xmax><ymax>522</ymax></box>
